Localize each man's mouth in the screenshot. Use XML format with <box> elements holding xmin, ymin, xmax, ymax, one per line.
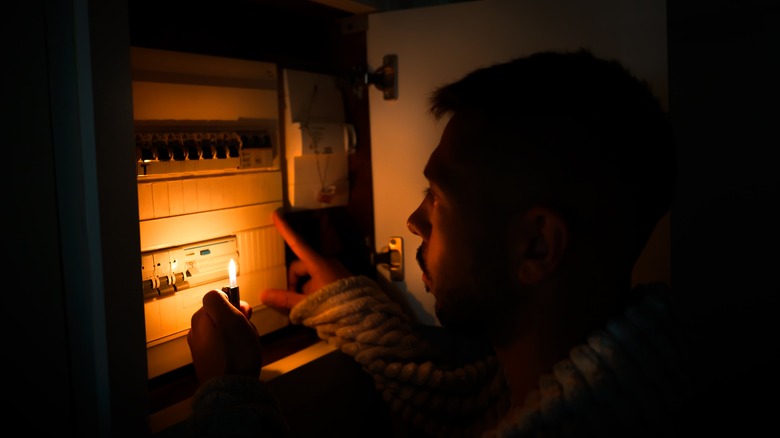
<box><xmin>415</xmin><ymin>244</ymin><xmax>427</xmax><ymax>271</ymax></box>
<box><xmin>416</xmin><ymin>245</ymin><xmax>431</xmax><ymax>292</ymax></box>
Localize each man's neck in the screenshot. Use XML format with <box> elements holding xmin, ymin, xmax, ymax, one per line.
<box><xmin>488</xmin><ymin>278</ymin><xmax>628</xmax><ymax>406</ymax></box>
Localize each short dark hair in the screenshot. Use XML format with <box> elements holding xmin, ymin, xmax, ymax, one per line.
<box><xmin>429</xmin><ymin>49</ymin><xmax>676</xmax><ymax>265</ymax></box>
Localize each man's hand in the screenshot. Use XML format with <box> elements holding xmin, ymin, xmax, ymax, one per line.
<box><xmin>187</xmin><ymin>290</ymin><xmax>262</xmax><ymax>384</ymax></box>
<box><xmin>260</xmin><ymin>210</ymin><xmax>353</xmax><ymax>310</ymax></box>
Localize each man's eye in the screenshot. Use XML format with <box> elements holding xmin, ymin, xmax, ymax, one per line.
<box><xmin>422</xmin><ymin>188</ymin><xmax>439</xmax><ymax>205</ymax></box>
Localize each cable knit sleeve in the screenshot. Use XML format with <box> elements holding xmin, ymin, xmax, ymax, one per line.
<box><xmin>289</xmin><ymin>276</ymin><xmax>510</xmax><ymax>437</ymax></box>
<box><xmin>189</xmin><ymin>374</ymin><xmax>290</xmax><ymax>438</ymax></box>
<box><xmin>485</xmin><ymin>283</ymin><xmax>698</xmax><ymax>438</ymax></box>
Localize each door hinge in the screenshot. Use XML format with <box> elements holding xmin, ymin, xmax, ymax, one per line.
<box><xmin>371</xmin><ymin>236</ymin><xmax>403</xmax><ymax>281</ymax></box>
<box><xmin>351</xmin><ymin>54</ymin><xmax>398</xmax><ymax>100</ymax></box>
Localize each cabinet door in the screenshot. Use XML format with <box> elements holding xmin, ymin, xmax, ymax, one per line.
<box><xmin>367</xmin><ymin>0</ymin><xmax>668</xmax><ymax>325</ymax></box>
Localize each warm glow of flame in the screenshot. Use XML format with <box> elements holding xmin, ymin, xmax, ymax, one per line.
<box><xmin>228</xmin><ymin>258</ymin><xmax>237</xmax><ymax>288</ymax></box>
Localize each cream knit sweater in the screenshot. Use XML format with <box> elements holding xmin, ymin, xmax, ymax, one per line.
<box><xmin>192</xmin><ymin>276</ymin><xmax>698</xmax><ymax>437</ymax></box>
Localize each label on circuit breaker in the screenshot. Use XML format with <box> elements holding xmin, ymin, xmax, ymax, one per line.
<box><xmin>181</xmin><ymin>237</ymin><xmax>239</xmax><ymax>286</ymax></box>
<box><xmin>240</xmin><ymin>148</ymin><xmax>274</xmax><ymax>169</ymax></box>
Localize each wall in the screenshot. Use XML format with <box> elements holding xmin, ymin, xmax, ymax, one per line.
<box><xmin>367</xmin><ymin>0</ymin><xmax>670</xmax><ymax>325</ymax></box>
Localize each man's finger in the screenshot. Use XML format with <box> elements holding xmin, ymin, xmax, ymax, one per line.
<box><xmin>260</xmin><ymin>289</ymin><xmax>306</xmax><ymax>310</ymax></box>
<box><xmin>240</xmin><ymin>300</ymin><xmax>253</xmax><ymax>319</ymax></box>
<box><xmin>189</xmin><ymin>307</ymin><xmax>210</xmax><ymax>338</ymax></box>
<box><xmin>287</xmin><ymin>259</ymin><xmax>310</xmax><ymax>290</ymax></box>
<box><xmin>202</xmin><ymin>289</ymin><xmax>240</xmax><ymax>320</ymax></box>
<box><xmin>273</xmin><ymin>210</ymin><xmax>322</xmax><ymax>265</ymax></box>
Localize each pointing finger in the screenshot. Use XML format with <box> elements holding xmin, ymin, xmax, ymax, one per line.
<box><xmin>273</xmin><ymin>210</ymin><xmax>323</xmax><ymax>265</ymax></box>
<box><xmin>287</xmin><ymin>259</ymin><xmax>310</xmax><ymax>291</ymax></box>
<box><xmin>260</xmin><ymin>289</ymin><xmax>306</xmax><ymax>310</ymax></box>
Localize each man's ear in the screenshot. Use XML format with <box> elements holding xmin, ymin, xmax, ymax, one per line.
<box><xmin>517</xmin><ymin>207</ymin><xmax>569</xmax><ymax>284</ymax></box>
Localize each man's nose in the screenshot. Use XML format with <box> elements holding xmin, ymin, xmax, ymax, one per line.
<box><xmin>406</xmin><ymin>206</ymin><xmax>427</xmax><ymax>237</ymax></box>
<box><xmin>406</xmin><ymin>217</ymin><xmax>419</xmax><ymax>236</ymax></box>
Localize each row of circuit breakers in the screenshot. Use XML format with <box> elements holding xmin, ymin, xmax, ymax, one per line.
<box><xmin>136</xmin><ymin>129</ymin><xmax>272</xmax><ymax>163</ymax></box>
<box><xmin>141</xmin><ymin>237</ymin><xmax>238</xmax><ymax>301</ymax></box>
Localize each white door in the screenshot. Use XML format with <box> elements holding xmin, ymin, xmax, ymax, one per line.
<box><xmin>367</xmin><ymin>0</ymin><xmax>668</xmax><ymax>326</ymax></box>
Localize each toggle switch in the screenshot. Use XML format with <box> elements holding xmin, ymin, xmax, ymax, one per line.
<box><xmin>169</xmin><ymin>133</ymin><xmax>186</xmax><ymax>161</ymax></box>
<box><xmin>142</xmin><ymin>279</ymin><xmax>159</xmax><ymax>300</ymax></box>
<box><xmin>214</xmin><ymin>133</ymin><xmax>228</xmax><ymax>159</ymax></box>
<box><xmin>139</xmin><ymin>147</ymin><xmax>156</xmax><ymax>162</ymax></box>
<box><xmin>157</xmin><ymin>145</ymin><xmax>172</xmax><ymax>161</ymax></box>
<box><xmin>157</xmin><ymin>275</ymin><xmax>175</xmax><ymax>296</ymax></box>
<box><xmin>152</xmin><ymin>133</ymin><xmax>167</xmax><ymax>151</ymax></box>
<box><xmin>136</xmin><ymin>133</ymin><xmax>155</xmax><ymax>161</ymax></box>
<box><xmin>227</xmin><ymin>132</ymin><xmax>241</xmax><ymax>157</ymax></box>
<box><xmin>171</xmin><ymin>272</ymin><xmax>187</xmax><ymax>291</ymax></box>
<box><xmin>198</xmin><ymin>132</ymin><xmax>214</xmax><ymax>159</ymax></box>
<box><xmin>184</xmin><ymin>133</ymin><xmax>200</xmax><ymax>160</ymax></box>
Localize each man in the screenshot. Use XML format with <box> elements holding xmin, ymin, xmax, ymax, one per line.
<box><xmin>188</xmin><ymin>50</ymin><xmax>696</xmax><ymax>437</ymax></box>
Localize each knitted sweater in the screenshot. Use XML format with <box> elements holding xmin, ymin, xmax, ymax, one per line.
<box><xmin>191</xmin><ymin>276</ymin><xmax>698</xmax><ymax>437</ymax></box>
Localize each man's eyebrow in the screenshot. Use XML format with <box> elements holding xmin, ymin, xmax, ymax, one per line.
<box><xmin>423</xmin><ymin>160</ymin><xmax>442</xmax><ymax>185</ymax></box>
<box><xmin>423</xmin><ymin>158</ymin><xmax>456</xmax><ymax>194</ymax></box>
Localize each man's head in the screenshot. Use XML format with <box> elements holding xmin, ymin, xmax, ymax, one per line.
<box><xmin>406</xmin><ymin>49</ymin><xmax>676</xmax><ymax>333</ymax></box>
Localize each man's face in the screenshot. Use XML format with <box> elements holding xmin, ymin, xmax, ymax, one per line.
<box><xmin>406</xmin><ymin>113</ymin><xmax>518</xmax><ymax>332</ymax></box>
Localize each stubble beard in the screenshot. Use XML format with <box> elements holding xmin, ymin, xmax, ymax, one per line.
<box><xmin>418</xmin><ymin>242</ymin><xmax>516</xmax><ymax>336</ymax></box>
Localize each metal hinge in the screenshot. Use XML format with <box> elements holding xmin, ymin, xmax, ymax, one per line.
<box><xmin>351</xmin><ymin>54</ymin><xmax>398</xmax><ymax>100</ymax></box>
<box><xmin>371</xmin><ymin>236</ymin><xmax>403</xmax><ymax>281</ymax></box>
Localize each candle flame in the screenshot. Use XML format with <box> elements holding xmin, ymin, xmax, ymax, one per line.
<box><xmin>228</xmin><ymin>259</ymin><xmax>237</xmax><ymax>288</ymax></box>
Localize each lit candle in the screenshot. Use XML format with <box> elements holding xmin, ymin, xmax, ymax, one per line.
<box><xmin>222</xmin><ymin>258</ymin><xmax>240</xmax><ymax>309</ymax></box>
